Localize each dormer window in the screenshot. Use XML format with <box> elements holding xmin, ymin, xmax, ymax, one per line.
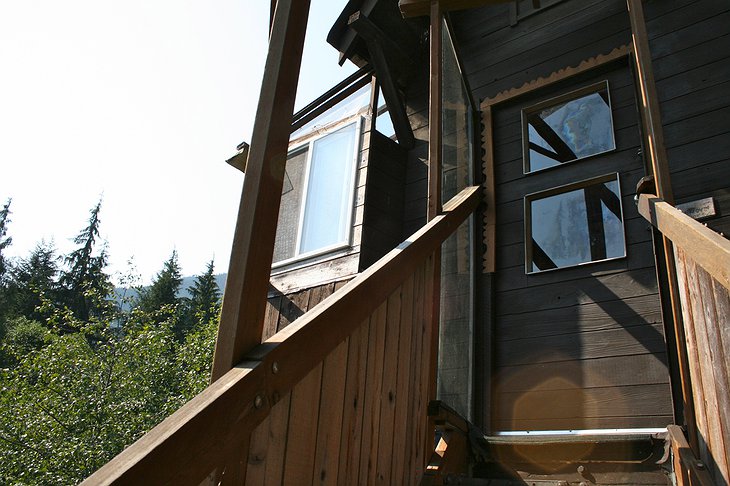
<box><xmin>272</xmin><ymin>120</ymin><xmax>360</xmax><ymax>267</ymax></box>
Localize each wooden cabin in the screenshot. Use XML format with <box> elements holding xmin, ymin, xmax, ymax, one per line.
<box><xmin>83</xmin><ymin>0</ymin><xmax>730</xmax><ymax>484</ymax></box>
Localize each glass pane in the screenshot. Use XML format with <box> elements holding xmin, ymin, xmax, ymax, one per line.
<box><xmin>524</xmin><ymin>84</ymin><xmax>614</xmax><ymax>172</ymax></box>
<box><xmin>290</xmin><ymin>84</ymin><xmax>370</xmax><ymax>141</ymax></box>
<box><xmin>528</xmin><ymin>176</ymin><xmax>625</xmax><ymax>273</ymax></box>
<box><xmin>438</xmin><ymin>19</ymin><xmax>474</xmax><ymax>422</ymax></box>
<box><xmin>272</xmin><ymin>148</ymin><xmax>308</xmax><ymax>263</ymax></box>
<box><xmin>299</xmin><ymin>123</ymin><xmax>358</xmax><ymax>254</ymax></box>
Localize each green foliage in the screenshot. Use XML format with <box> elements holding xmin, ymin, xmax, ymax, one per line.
<box><xmin>182</xmin><ymin>259</ymin><xmax>221</xmax><ymax>337</ymax></box>
<box><xmin>0</xmin><ymin>304</ymin><xmax>219</xmax><ymax>485</ymax></box>
<box><xmin>0</xmin><ymin>198</ymin><xmax>12</xmax><ymax>280</ymax></box>
<box><xmin>3</xmin><ymin>242</ymin><xmax>60</xmax><ymax>324</ymax></box>
<box><xmin>0</xmin><ymin>204</ymin><xmax>223</xmax><ymax>485</ymax></box>
<box><xmin>59</xmin><ymin>200</ymin><xmax>110</xmax><ymax>322</ymax></box>
<box><xmin>136</xmin><ymin>250</ymin><xmax>183</xmax><ymax>316</ymax></box>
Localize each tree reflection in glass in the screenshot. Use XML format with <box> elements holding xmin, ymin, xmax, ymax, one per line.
<box><xmin>524</xmin><ymin>82</ymin><xmax>615</xmax><ymax>172</ymax></box>
<box><xmin>527</xmin><ymin>176</ymin><xmax>625</xmax><ymax>273</ymax></box>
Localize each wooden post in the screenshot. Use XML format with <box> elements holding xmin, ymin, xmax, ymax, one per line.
<box><xmin>211</xmin><ymin>0</ymin><xmax>311</xmax><ymax>382</ymax></box>
<box><xmin>425</xmin><ymin>0</ymin><xmax>443</xmax><ymax>474</ymax></box>
<box><xmin>627</xmin><ymin>0</ymin><xmax>697</xmax><ymax>453</ymax></box>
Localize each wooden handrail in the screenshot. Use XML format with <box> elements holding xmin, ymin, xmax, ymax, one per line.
<box><xmin>637</xmin><ymin>193</ymin><xmax>730</xmax><ymax>291</ymax></box>
<box><xmin>82</xmin><ymin>185</ymin><xmax>481</xmax><ymax>486</ymax></box>
<box><xmin>667</xmin><ymin>425</ymin><xmax>716</xmax><ymax>486</ymax></box>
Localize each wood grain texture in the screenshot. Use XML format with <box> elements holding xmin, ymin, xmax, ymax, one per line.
<box><xmin>212</xmin><ymin>0</ymin><xmax>311</xmax><ymax>381</ymax></box>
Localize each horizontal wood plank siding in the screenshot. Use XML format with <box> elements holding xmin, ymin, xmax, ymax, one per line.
<box><xmin>450</xmin><ymin>0</ymin><xmax>672</xmax><ymax>431</ymax></box>
<box><xmin>644</xmin><ymin>0</ymin><xmax>730</xmax><ymax>237</ymax></box>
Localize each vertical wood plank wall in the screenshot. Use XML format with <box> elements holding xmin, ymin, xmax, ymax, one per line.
<box><xmin>673</xmin><ymin>247</ymin><xmax>730</xmax><ymax>486</ymax></box>
<box><xmin>245</xmin><ymin>258</ymin><xmax>435</xmax><ymax>485</ymax></box>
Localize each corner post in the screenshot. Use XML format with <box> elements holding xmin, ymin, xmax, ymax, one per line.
<box><xmin>425</xmin><ymin>0</ymin><xmax>444</xmax><ymax>471</ymax></box>
<box><xmin>627</xmin><ymin>0</ymin><xmax>697</xmax><ymax>453</ymax></box>
<box><xmin>212</xmin><ymin>0</ymin><xmax>311</xmax><ymax>382</ymax></box>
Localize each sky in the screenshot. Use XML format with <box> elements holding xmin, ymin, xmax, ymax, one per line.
<box><xmin>0</xmin><ymin>0</ymin><xmax>357</xmax><ymax>285</ymax></box>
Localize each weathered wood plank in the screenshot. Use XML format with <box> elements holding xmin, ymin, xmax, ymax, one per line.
<box><xmin>312</xmin><ymin>340</ymin><xmax>349</xmax><ymax>486</ymax></box>
<box><xmin>262</xmin><ymin>392</ymin><xmax>292</xmax><ymax>486</ymax></box>
<box><xmin>282</xmin><ymin>364</ymin><xmax>323</xmax><ymax>484</ymax></box>
<box><xmin>390</xmin><ymin>274</ymin><xmax>416</xmax><ymax>484</ymax></box>
<box><xmin>638</xmin><ymin>194</ymin><xmax>730</xmax><ymax>290</ymax></box>
<box><xmin>674</xmin><ymin>248</ymin><xmax>710</xmax><ymax>463</ymax></box>
<box><xmin>688</xmin><ymin>261</ymin><xmax>730</xmax><ymax>484</ymax></box>
<box><xmin>337</xmin><ymin>321</ymin><xmax>370</xmax><ymax>485</ymax></box>
<box><xmin>358</xmin><ymin>302</ymin><xmax>387</xmax><ymax>485</ymax></box>
<box><xmin>375</xmin><ymin>287</ymin><xmax>403</xmax><ymax>485</ymax></box>
<box><xmin>495</xmin><ymin>353</ymin><xmax>670</xmax><ymax>393</ymax></box>
<box><xmin>496</xmin><ymin>383</ymin><xmax>674</xmax><ymax>421</ymax></box>
<box><xmin>405</xmin><ymin>263</ymin><xmax>426</xmax><ymax>486</ymax></box>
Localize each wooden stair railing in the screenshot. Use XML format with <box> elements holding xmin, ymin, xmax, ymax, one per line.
<box><xmin>82</xmin><ymin>185</ymin><xmax>481</xmax><ymax>486</ymax></box>
<box><xmin>638</xmin><ymin>194</ymin><xmax>730</xmax><ymax>486</ymax></box>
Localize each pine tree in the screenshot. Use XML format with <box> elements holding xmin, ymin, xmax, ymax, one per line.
<box><xmin>0</xmin><ymin>198</ymin><xmax>12</xmax><ymax>280</ymax></box>
<box><xmin>5</xmin><ymin>241</ymin><xmax>59</xmax><ymax>322</ymax></box>
<box><xmin>186</xmin><ymin>259</ymin><xmax>221</xmax><ymax>328</ymax></box>
<box><xmin>136</xmin><ymin>250</ymin><xmax>183</xmax><ymax>316</ymax></box>
<box><xmin>59</xmin><ymin>200</ymin><xmax>110</xmax><ymax>321</ymax></box>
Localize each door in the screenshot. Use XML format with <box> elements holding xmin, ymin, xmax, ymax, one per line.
<box><xmin>489</xmin><ymin>61</ymin><xmax>673</xmax><ymax>432</ymax></box>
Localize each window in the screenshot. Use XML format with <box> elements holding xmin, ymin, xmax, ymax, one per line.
<box><xmin>522</xmin><ymin>81</ymin><xmax>615</xmax><ymax>173</ymax></box>
<box><xmin>272</xmin><ymin>121</ymin><xmax>359</xmax><ymax>267</ymax></box>
<box><xmin>525</xmin><ymin>173</ymin><xmax>626</xmax><ymax>274</ymax></box>
<box><xmin>510</xmin><ymin>0</ymin><xmax>564</xmax><ymax>25</ymax></box>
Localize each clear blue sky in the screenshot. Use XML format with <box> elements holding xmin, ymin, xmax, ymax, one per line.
<box><xmin>0</xmin><ymin>1</ymin><xmax>357</xmax><ymax>284</ymax></box>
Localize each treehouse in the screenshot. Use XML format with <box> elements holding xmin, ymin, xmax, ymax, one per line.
<box><xmin>83</xmin><ymin>0</ymin><xmax>730</xmax><ymax>484</ymax></box>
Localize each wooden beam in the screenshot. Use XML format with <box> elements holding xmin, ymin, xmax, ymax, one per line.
<box><xmin>399</xmin><ymin>0</ymin><xmax>511</xmax><ymax>18</ymax></box>
<box><xmin>667</xmin><ymin>425</ymin><xmax>716</xmax><ymax>486</ymax></box>
<box><xmin>428</xmin><ymin>0</ymin><xmax>443</xmax><ymax>221</ymax></box>
<box><xmin>626</xmin><ymin>0</ymin><xmax>672</xmax><ymax>202</ymax></box>
<box><xmin>211</xmin><ymin>0</ymin><xmax>311</xmax><ymax>382</ymax></box>
<box><xmin>424</xmin><ymin>0</ymin><xmax>444</xmax><ymax>470</ymax></box>
<box><xmin>637</xmin><ymin>194</ymin><xmax>730</xmax><ymax>292</ymax></box>
<box><xmin>291</xmin><ymin>65</ymin><xmax>373</xmax><ymax>127</ymax></box>
<box><xmin>349</xmin><ymin>12</ymin><xmax>416</xmax><ymax>148</ymax></box>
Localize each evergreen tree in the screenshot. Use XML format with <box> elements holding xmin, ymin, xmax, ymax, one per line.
<box><xmin>59</xmin><ymin>200</ymin><xmax>110</xmax><ymax>321</ymax></box>
<box><xmin>136</xmin><ymin>250</ymin><xmax>183</xmax><ymax>316</ymax></box>
<box><xmin>0</xmin><ymin>198</ymin><xmax>12</xmax><ymax>280</ymax></box>
<box><xmin>4</xmin><ymin>241</ymin><xmax>59</xmax><ymax>323</ymax></box>
<box><xmin>186</xmin><ymin>259</ymin><xmax>221</xmax><ymax>327</ymax></box>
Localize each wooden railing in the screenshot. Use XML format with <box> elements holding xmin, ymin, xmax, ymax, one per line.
<box><xmin>82</xmin><ymin>185</ymin><xmax>481</xmax><ymax>486</ymax></box>
<box><xmin>638</xmin><ymin>194</ymin><xmax>730</xmax><ymax>486</ymax></box>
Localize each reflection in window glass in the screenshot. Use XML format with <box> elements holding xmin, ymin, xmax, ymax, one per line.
<box><xmin>527</xmin><ymin>175</ymin><xmax>625</xmax><ymax>273</ymax></box>
<box><xmin>437</xmin><ymin>19</ymin><xmax>474</xmax><ymax>422</ymax></box>
<box><xmin>523</xmin><ymin>82</ymin><xmax>615</xmax><ymax>172</ymax></box>
<box><xmin>299</xmin><ymin>123</ymin><xmax>358</xmax><ymax>255</ymax></box>
<box><xmin>273</xmin><ymin>148</ymin><xmax>308</xmax><ymax>263</ymax></box>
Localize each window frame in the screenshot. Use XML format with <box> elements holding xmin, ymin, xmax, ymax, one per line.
<box><xmin>271</xmin><ymin>116</ymin><xmax>362</xmax><ymax>270</ymax></box>
<box><xmin>523</xmin><ymin>172</ymin><xmax>627</xmax><ymax>275</ymax></box>
<box><xmin>521</xmin><ymin>80</ymin><xmax>616</xmax><ymax>175</ymax></box>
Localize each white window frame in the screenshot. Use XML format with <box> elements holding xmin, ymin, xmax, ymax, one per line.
<box><xmin>272</xmin><ymin>116</ymin><xmax>362</xmax><ymax>269</ymax></box>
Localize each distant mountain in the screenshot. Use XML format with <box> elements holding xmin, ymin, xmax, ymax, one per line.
<box><xmin>114</xmin><ymin>273</ymin><xmax>227</xmax><ymax>311</ymax></box>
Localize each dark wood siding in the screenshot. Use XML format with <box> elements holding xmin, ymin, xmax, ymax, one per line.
<box><xmin>448</xmin><ymin>0</ymin><xmax>673</xmax><ymax>430</ymax></box>
<box><xmin>360</xmin><ymin>131</ymin><xmax>407</xmax><ymax>269</ymax></box>
<box><xmin>644</xmin><ymin>0</ymin><xmax>730</xmax><ymax>236</ymax></box>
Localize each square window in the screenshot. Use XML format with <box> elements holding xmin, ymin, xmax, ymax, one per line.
<box><xmin>272</xmin><ymin>121</ymin><xmax>359</xmax><ymax>267</ymax></box>
<box><xmin>522</xmin><ymin>81</ymin><xmax>615</xmax><ymax>173</ymax></box>
<box><xmin>525</xmin><ymin>173</ymin><xmax>626</xmax><ymax>274</ymax></box>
